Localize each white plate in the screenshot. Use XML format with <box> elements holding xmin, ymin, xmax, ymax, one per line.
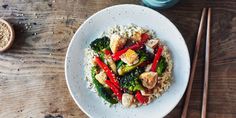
<box><xmin>65</xmin><ymin>4</ymin><xmax>190</xmax><ymax>118</ymax></box>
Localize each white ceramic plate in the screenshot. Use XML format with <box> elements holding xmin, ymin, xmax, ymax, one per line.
<box><xmin>65</xmin><ymin>4</ymin><xmax>190</xmax><ymax>118</ymax></box>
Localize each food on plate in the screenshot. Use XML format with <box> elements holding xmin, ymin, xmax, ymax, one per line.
<box><xmin>120</xmin><ymin>49</ymin><xmax>139</xmax><ymax>66</ymax></box>
<box><xmin>139</xmin><ymin>71</ymin><xmax>158</xmax><ymax>89</ymax></box>
<box><xmin>85</xmin><ymin>24</ymin><xmax>173</xmax><ymax>107</ymax></box>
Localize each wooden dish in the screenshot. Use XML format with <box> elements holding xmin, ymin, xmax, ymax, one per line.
<box><xmin>0</xmin><ymin>18</ymin><xmax>15</xmax><ymax>52</ymax></box>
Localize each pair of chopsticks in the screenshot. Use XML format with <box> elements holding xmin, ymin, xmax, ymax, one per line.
<box><xmin>181</xmin><ymin>8</ymin><xmax>211</xmax><ymax>118</ymax></box>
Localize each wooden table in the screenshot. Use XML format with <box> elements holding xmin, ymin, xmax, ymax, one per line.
<box><xmin>0</xmin><ymin>0</ymin><xmax>235</xmax><ymax>118</ymax></box>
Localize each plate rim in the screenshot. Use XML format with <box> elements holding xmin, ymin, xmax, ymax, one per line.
<box><xmin>65</xmin><ymin>4</ymin><xmax>190</xmax><ymax>118</ymax></box>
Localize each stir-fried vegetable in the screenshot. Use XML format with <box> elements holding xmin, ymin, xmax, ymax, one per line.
<box><xmin>119</xmin><ymin>68</ymin><xmax>144</xmax><ymax>92</ymax></box>
<box><xmin>117</xmin><ymin>50</ymin><xmax>148</xmax><ymax>76</ymax></box>
<box><xmin>103</xmin><ymin>49</ymin><xmax>117</xmax><ymax>73</ymax></box>
<box><xmin>112</xmin><ymin>33</ymin><xmax>150</xmax><ymax>61</ymax></box>
<box><xmin>156</xmin><ymin>56</ymin><xmax>167</xmax><ymax>76</ymax></box>
<box><xmin>151</xmin><ymin>46</ymin><xmax>163</xmax><ymax>72</ymax></box>
<box><xmin>91</xmin><ymin>67</ymin><xmax>118</xmax><ymax>104</ymax></box>
<box><xmin>116</xmin><ymin>60</ymin><xmax>124</xmax><ymax>69</ymax></box>
<box><xmin>94</xmin><ymin>57</ymin><xmax>123</xmax><ymax>101</ymax></box>
<box><xmin>112</xmin><ymin>42</ymin><xmax>142</xmax><ymax>61</ymax></box>
<box><xmin>135</xmin><ymin>91</ymin><xmax>148</xmax><ymax>104</ymax></box>
<box><xmin>103</xmin><ymin>49</ymin><xmax>112</xmax><ymax>55</ymax></box>
<box><xmin>94</xmin><ymin>56</ymin><xmax>120</xmax><ymax>89</ymax></box>
<box><xmin>105</xmin><ymin>80</ymin><xmax>123</xmax><ymax>101</ymax></box>
<box><xmin>140</xmin><ymin>33</ymin><xmax>150</xmax><ymax>43</ymax></box>
<box><xmin>90</xmin><ymin>36</ymin><xmax>110</xmax><ymax>52</ymax></box>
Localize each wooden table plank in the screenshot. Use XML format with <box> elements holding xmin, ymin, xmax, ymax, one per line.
<box><xmin>0</xmin><ymin>0</ymin><xmax>235</xmax><ymax>118</ymax></box>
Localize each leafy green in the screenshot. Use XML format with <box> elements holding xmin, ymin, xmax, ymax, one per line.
<box><xmin>119</xmin><ymin>68</ymin><xmax>144</xmax><ymax>92</ymax></box>
<box><xmin>91</xmin><ymin>66</ymin><xmax>118</xmax><ymax>104</ymax></box>
<box><xmin>90</xmin><ymin>36</ymin><xmax>110</xmax><ymax>52</ymax></box>
<box><xmin>117</xmin><ymin>50</ymin><xmax>148</xmax><ymax>76</ymax></box>
<box><xmin>156</xmin><ymin>56</ymin><xmax>167</xmax><ymax>76</ymax></box>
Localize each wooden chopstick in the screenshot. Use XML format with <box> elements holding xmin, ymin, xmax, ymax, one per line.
<box><xmin>201</xmin><ymin>8</ymin><xmax>211</xmax><ymax>118</ymax></box>
<box><xmin>181</xmin><ymin>8</ymin><xmax>207</xmax><ymax>118</ymax></box>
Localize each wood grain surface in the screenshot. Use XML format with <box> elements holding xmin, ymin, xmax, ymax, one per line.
<box><xmin>0</xmin><ymin>0</ymin><xmax>235</xmax><ymax>118</ymax></box>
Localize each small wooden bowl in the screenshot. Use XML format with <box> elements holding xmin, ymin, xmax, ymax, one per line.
<box><xmin>0</xmin><ymin>18</ymin><xmax>15</xmax><ymax>52</ymax></box>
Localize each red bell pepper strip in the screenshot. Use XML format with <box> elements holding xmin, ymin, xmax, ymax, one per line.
<box><xmin>140</xmin><ymin>33</ymin><xmax>150</xmax><ymax>43</ymax></box>
<box><xmin>94</xmin><ymin>56</ymin><xmax>120</xmax><ymax>89</ymax></box>
<box><xmin>111</xmin><ymin>49</ymin><xmax>128</xmax><ymax>61</ymax></box>
<box><xmin>111</xmin><ymin>43</ymin><xmax>141</xmax><ymax>61</ymax></box>
<box><xmin>112</xmin><ymin>33</ymin><xmax>150</xmax><ymax>61</ymax></box>
<box><xmin>151</xmin><ymin>46</ymin><xmax>163</xmax><ymax>72</ymax></box>
<box><xmin>135</xmin><ymin>91</ymin><xmax>148</xmax><ymax>104</ymax></box>
<box><xmin>103</xmin><ymin>49</ymin><xmax>111</xmax><ymax>55</ymax></box>
<box><xmin>105</xmin><ymin>80</ymin><xmax>122</xmax><ymax>101</ymax></box>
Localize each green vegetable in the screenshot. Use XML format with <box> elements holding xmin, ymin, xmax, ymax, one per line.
<box><xmin>98</xmin><ymin>52</ymin><xmax>105</xmax><ymax>62</ymax></box>
<box><xmin>91</xmin><ymin>66</ymin><xmax>118</xmax><ymax>104</ymax></box>
<box><xmin>116</xmin><ymin>60</ymin><xmax>124</xmax><ymax>69</ymax></box>
<box><xmin>156</xmin><ymin>56</ymin><xmax>167</xmax><ymax>76</ymax></box>
<box><xmin>90</xmin><ymin>36</ymin><xmax>110</xmax><ymax>52</ymax></box>
<box><xmin>119</xmin><ymin>68</ymin><xmax>144</xmax><ymax>91</ymax></box>
<box><xmin>136</xmin><ymin>49</ymin><xmax>148</xmax><ymax>60</ymax></box>
<box><xmin>118</xmin><ymin>50</ymin><xmax>148</xmax><ymax>76</ymax></box>
<box><xmin>90</xmin><ymin>36</ymin><xmax>110</xmax><ymax>62</ymax></box>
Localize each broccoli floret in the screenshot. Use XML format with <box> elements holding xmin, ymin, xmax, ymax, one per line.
<box><xmin>91</xmin><ymin>66</ymin><xmax>118</xmax><ymax>104</ymax></box>
<box><xmin>136</xmin><ymin>49</ymin><xmax>148</xmax><ymax>60</ymax></box>
<box><xmin>119</xmin><ymin>68</ymin><xmax>144</xmax><ymax>92</ymax></box>
<box><xmin>118</xmin><ymin>50</ymin><xmax>148</xmax><ymax>76</ymax></box>
<box><xmin>156</xmin><ymin>56</ymin><xmax>167</xmax><ymax>76</ymax></box>
<box><xmin>90</xmin><ymin>36</ymin><xmax>110</xmax><ymax>52</ymax></box>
